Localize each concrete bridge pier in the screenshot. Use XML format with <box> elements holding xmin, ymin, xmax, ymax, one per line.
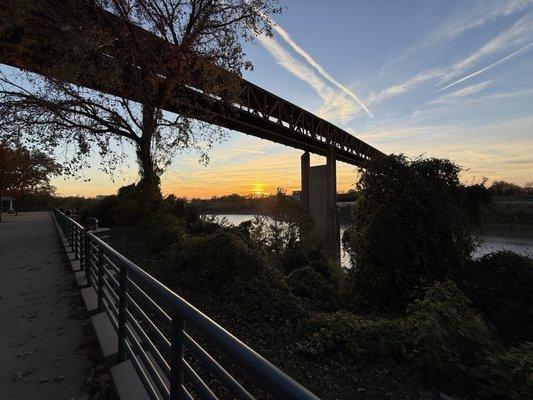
<box><xmin>301</xmin><ymin>149</ymin><xmax>340</xmax><ymax>263</ymax></box>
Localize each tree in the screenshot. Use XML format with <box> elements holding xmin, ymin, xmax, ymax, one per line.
<box><xmin>488</xmin><ymin>180</ymin><xmax>524</xmax><ymax>197</ymax></box>
<box><xmin>342</xmin><ymin>155</ymin><xmax>490</xmax><ymax>312</ymax></box>
<box><xmin>0</xmin><ymin>140</ymin><xmax>61</xmax><ymax>221</ymax></box>
<box><xmin>0</xmin><ymin>0</ymin><xmax>280</xmax><ymax>206</ymax></box>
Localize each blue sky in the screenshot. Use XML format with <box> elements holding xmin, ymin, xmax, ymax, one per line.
<box><xmin>54</xmin><ymin>0</ymin><xmax>533</xmax><ymax>197</ymax></box>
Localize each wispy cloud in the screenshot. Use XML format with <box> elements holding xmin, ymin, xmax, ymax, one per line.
<box><xmin>440</xmin><ymin>14</ymin><xmax>533</xmax><ymax>84</ymax></box>
<box><xmin>257</xmin><ymin>34</ymin><xmax>332</xmax><ymax>100</ymax></box>
<box><xmin>256</xmin><ymin>13</ymin><xmax>373</xmax><ymax>123</ymax></box>
<box><xmin>424</xmin><ymin>0</ymin><xmax>532</xmax><ymax>48</ymax></box>
<box><xmin>429</xmin><ymin>81</ymin><xmax>493</xmax><ymax>104</ymax></box>
<box><xmin>231</xmin><ymin>148</ymin><xmax>267</xmax><ymax>154</ymax></box>
<box><xmin>368</xmin><ymin>69</ymin><xmax>443</xmax><ymax>105</ymax></box>
<box><xmin>316</xmin><ymin>92</ymin><xmax>363</xmax><ymax>123</ymax></box>
<box><xmin>370</xmin><ymin>17</ymin><xmax>532</xmax><ymax>106</ymax></box>
<box><xmin>381</xmin><ymin>0</ymin><xmax>533</xmax><ymax>71</ymax></box>
<box><xmin>258</xmin><ymin>33</ymin><xmax>370</xmax><ymax>124</ymax></box>
<box><xmin>268</xmin><ymin>21</ymin><xmax>373</xmax><ymax>118</ymax></box>
<box><xmin>435</xmin><ymin>42</ymin><xmax>533</xmax><ymax>93</ymax></box>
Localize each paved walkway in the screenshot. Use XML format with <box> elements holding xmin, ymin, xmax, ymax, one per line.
<box><xmin>0</xmin><ymin>212</ymin><xmax>91</xmax><ymax>399</ymax></box>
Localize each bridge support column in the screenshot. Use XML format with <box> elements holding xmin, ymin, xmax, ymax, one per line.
<box><xmin>301</xmin><ymin>149</ymin><xmax>340</xmax><ymax>263</ymax></box>
<box><xmin>301</xmin><ymin>152</ymin><xmax>310</xmax><ymax>212</ymax></box>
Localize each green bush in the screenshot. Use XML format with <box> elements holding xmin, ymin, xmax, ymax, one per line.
<box><xmin>287</xmin><ymin>266</ymin><xmax>339</xmax><ymax>311</ymax></box>
<box><xmin>278</xmin><ymin>243</ymin><xmax>330</xmax><ymax>277</ymax></box>
<box><xmin>405</xmin><ymin>280</ymin><xmax>498</xmax><ymax>392</ymax></box>
<box><xmin>297</xmin><ymin>311</ymin><xmax>406</xmax><ymax>360</ymax></box>
<box><xmin>459</xmin><ymin>251</ymin><xmax>533</xmax><ymax>344</ymax></box>
<box><xmin>162</xmin><ymin>194</ymin><xmax>200</xmax><ymax>224</ymax></box>
<box><xmin>81</xmin><ymin>183</ymin><xmax>145</xmax><ymax>226</ymax></box>
<box><xmin>165</xmin><ymin>230</ymin><xmax>263</xmax><ymax>286</ymax></box>
<box><xmin>343</xmin><ymin>155</ymin><xmax>489</xmax><ymax>311</ymax></box>
<box><xmin>297</xmin><ymin>280</ymin><xmax>531</xmax><ymax>399</ymax></box>
<box><xmin>480</xmin><ymin>342</ymin><xmax>533</xmax><ymax>400</ymax></box>
<box><xmin>142</xmin><ymin>211</ymin><xmax>185</xmax><ymax>253</ymax></box>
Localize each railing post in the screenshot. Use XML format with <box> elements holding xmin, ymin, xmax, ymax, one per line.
<box><xmin>74</xmin><ymin>226</ymin><xmax>79</xmax><ymax>260</ymax></box>
<box><xmin>170</xmin><ymin>309</ymin><xmax>185</xmax><ymax>399</ymax></box>
<box><xmin>97</xmin><ymin>246</ymin><xmax>104</xmax><ymax>312</ymax></box>
<box><xmin>117</xmin><ymin>264</ymin><xmax>128</xmax><ymax>362</ymax></box>
<box><xmin>66</xmin><ymin>219</ymin><xmax>70</xmax><ymax>246</ymax></box>
<box><xmin>69</xmin><ymin>221</ymin><xmax>74</xmax><ymax>249</ymax></box>
<box><xmin>80</xmin><ymin>229</ymin><xmax>86</xmax><ymax>271</ymax></box>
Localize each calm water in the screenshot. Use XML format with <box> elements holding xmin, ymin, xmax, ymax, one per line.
<box><xmin>213</xmin><ymin>214</ymin><xmax>533</xmax><ymax>267</ymax></box>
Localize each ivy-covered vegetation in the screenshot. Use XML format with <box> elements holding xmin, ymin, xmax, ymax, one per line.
<box><xmin>342</xmin><ymin>155</ymin><xmax>490</xmax><ymax>312</ymax></box>
<box><xmin>67</xmin><ymin>154</ymin><xmax>532</xmax><ymax>400</ymax></box>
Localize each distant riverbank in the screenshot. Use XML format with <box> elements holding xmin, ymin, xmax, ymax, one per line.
<box><xmin>213</xmin><ymin>214</ymin><xmax>533</xmax><ymax>267</ymax></box>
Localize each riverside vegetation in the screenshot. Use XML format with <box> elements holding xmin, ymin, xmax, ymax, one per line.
<box><xmin>72</xmin><ymin>155</ymin><xmax>532</xmax><ymax>400</ymax></box>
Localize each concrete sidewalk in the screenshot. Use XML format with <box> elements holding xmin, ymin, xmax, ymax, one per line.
<box><xmin>0</xmin><ymin>212</ymin><xmax>91</xmax><ymax>399</ymax></box>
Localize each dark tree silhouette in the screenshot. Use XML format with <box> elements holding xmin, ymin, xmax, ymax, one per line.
<box><xmin>0</xmin><ymin>0</ymin><xmax>280</xmax><ymax>205</ymax></box>
<box><xmin>0</xmin><ymin>140</ymin><xmax>61</xmax><ymax>221</ymax></box>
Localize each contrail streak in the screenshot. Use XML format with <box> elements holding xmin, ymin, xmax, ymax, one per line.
<box><xmin>435</xmin><ymin>42</ymin><xmax>533</xmax><ymax>93</ymax></box>
<box><xmin>270</xmin><ymin>22</ymin><xmax>374</xmax><ymax>118</ymax></box>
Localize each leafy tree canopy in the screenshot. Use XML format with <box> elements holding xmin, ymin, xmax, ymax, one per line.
<box><xmin>0</xmin><ymin>0</ymin><xmax>281</xmax><ymax>203</ymax></box>
<box><xmin>0</xmin><ymin>140</ymin><xmax>61</xmax><ymax>219</ymax></box>
<box><xmin>343</xmin><ymin>154</ymin><xmax>490</xmax><ymax>312</ymax></box>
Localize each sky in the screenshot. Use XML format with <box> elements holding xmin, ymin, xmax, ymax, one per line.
<box><xmin>52</xmin><ymin>0</ymin><xmax>533</xmax><ymax>198</ymax></box>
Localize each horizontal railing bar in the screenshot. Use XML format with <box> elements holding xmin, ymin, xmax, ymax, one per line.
<box><xmin>183</xmin><ymin>360</ymin><xmax>219</xmax><ymax>400</ymax></box>
<box><xmin>126</xmin><ymin>294</ymin><xmax>171</xmax><ymax>354</ymax></box>
<box><xmin>102</xmin><ymin>288</ymin><xmax>118</xmax><ymax>313</ymax></box>
<box><xmin>102</xmin><ymin>254</ymin><xmax>120</xmax><ymax>273</ymax></box>
<box><xmin>103</xmin><ymin>267</ymin><xmax>119</xmax><ymax>288</ymax></box>
<box><xmin>184</xmin><ymin>333</ymin><xmax>254</xmax><ymax>400</ymax></box>
<box><xmin>87</xmin><ymin>226</ymin><xmax>320</xmax><ymax>400</ymax></box>
<box><xmin>179</xmin><ymin>385</ymin><xmax>195</xmax><ymax>400</ymax></box>
<box><xmin>55</xmin><ymin>210</ymin><xmax>320</xmax><ymax>400</ymax></box>
<box><xmin>125</xmin><ymin>324</ymin><xmax>170</xmax><ymax>398</ymax></box>
<box><xmin>126</xmin><ymin>342</ymin><xmax>163</xmax><ymax>400</ymax></box>
<box><xmin>102</xmin><ymin>279</ymin><xmax>119</xmax><ymax>303</ymax></box>
<box><xmin>88</xmin><ymin>274</ymin><xmax>98</xmax><ymax>290</ymax></box>
<box><xmin>103</xmin><ymin>300</ymin><xmax>119</xmax><ymax>331</ymax></box>
<box><xmin>127</xmin><ymin>277</ymin><xmax>171</xmax><ymax>325</ymax></box>
<box><xmin>126</xmin><ymin>308</ymin><xmax>170</xmax><ymax>375</ymax></box>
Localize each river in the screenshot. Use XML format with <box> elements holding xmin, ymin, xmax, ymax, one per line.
<box><xmin>213</xmin><ymin>214</ymin><xmax>533</xmax><ymax>268</ymax></box>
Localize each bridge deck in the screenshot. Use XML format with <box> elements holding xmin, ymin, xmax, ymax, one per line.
<box><xmin>0</xmin><ymin>212</ymin><xmax>91</xmax><ymax>399</ymax></box>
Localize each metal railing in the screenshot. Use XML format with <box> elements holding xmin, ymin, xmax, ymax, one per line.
<box><xmin>52</xmin><ymin>209</ymin><xmax>320</xmax><ymax>400</ymax></box>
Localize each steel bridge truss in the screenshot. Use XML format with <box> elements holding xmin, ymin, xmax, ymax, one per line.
<box><xmin>0</xmin><ymin>0</ymin><xmax>382</xmax><ymax>166</ymax></box>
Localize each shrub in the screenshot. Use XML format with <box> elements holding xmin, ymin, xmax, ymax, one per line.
<box><xmin>343</xmin><ymin>155</ymin><xmax>489</xmax><ymax>311</ymax></box>
<box><xmin>459</xmin><ymin>251</ymin><xmax>533</xmax><ymax>344</ymax></box>
<box><xmin>480</xmin><ymin>342</ymin><xmax>533</xmax><ymax>400</ymax></box>
<box><xmin>297</xmin><ymin>311</ymin><xmax>406</xmax><ymax>360</ymax></box>
<box><xmin>81</xmin><ymin>183</ymin><xmax>145</xmax><ymax>226</ymax></box>
<box><xmin>297</xmin><ymin>281</ymin><xmax>531</xmax><ymax>399</ymax></box>
<box><xmin>165</xmin><ymin>230</ymin><xmax>263</xmax><ymax>286</ymax></box>
<box><xmin>405</xmin><ymin>280</ymin><xmax>498</xmax><ymax>392</ymax></box>
<box><xmin>162</xmin><ymin>194</ymin><xmax>200</xmax><ymax>224</ymax></box>
<box><xmin>142</xmin><ymin>211</ymin><xmax>185</xmax><ymax>253</ymax></box>
<box><xmin>277</xmin><ymin>243</ymin><xmax>330</xmax><ymax>277</ymax></box>
<box><xmin>287</xmin><ymin>266</ymin><xmax>339</xmax><ymax>310</ymax></box>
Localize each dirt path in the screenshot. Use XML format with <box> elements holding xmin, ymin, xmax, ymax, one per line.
<box><xmin>0</xmin><ymin>212</ymin><xmax>91</xmax><ymax>400</ymax></box>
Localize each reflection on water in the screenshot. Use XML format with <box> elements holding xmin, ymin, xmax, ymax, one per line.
<box><xmin>213</xmin><ymin>214</ymin><xmax>533</xmax><ymax>268</ymax></box>
<box><xmin>475</xmin><ymin>236</ymin><xmax>533</xmax><ymax>259</ymax></box>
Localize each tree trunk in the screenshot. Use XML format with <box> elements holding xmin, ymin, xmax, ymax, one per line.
<box><xmin>137</xmin><ymin>104</ymin><xmax>162</xmax><ymax>209</ymax></box>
